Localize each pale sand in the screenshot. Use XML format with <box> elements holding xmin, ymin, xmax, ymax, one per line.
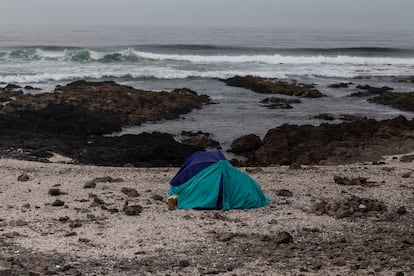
<box><xmin>0</xmin><ymin>154</ymin><xmax>413</xmax><ymax>275</ymax></box>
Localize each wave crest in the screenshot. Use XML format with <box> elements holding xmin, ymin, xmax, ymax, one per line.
<box><xmin>2</xmin><ymin>46</ymin><xmax>414</xmax><ymax>66</ymax></box>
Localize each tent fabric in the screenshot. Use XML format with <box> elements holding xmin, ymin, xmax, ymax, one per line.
<box><xmin>169</xmin><ymin>151</ymin><xmax>269</xmax><ymax>211</ymax></box>
<box><xmin>170</xmin><ymin>150</ymin><xmax>226</xmax><ymax>187</ymax></box>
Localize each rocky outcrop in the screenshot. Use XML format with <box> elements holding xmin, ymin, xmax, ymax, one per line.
<box><xmin>0</xmin><ymin>81</ymin><xmax>209</xmax><ymax>166</ymax></box>
<box><xmin>2</xmin><ymin>80</ymin><xmax>211</xmax><ymax>129</ymax></box>
<box><xmin>313</xmin><ymin>114</ymin><xmax>366</xmax><ymax>122</ymax></box>
<box><xmin>349</xmin><ymin>85</ymin><xmax>393</xmax><ymax>97</ymax></box>
<box><xmin>222</xmin><ymin>75</ymin><xmax>325</xmax><ymax>98</ymax></box>
<box><xmin>368</xmin><ymin>91</ymin><xmax>414</xmax><ymax>112</ymax></box>
<box><xmin>0</xmin><ymin>85</ymin><xmax>23</xmax><ymax>102</ymax></box>
<box><xmin>328</xmin><ymin>82</ymin><xmax>352</xmax><ymax>89</ymax></box>
<box><xmin>228</xmin><ymin>134</ymin><xmax>261</xmax><ymax>156</ymax></box>
<box><xmin>232</xmin><ymin>116</ymin><xmax>414</xmax><ymax>165</ymax></box>
<box><xmin>181</xmin><ymin>131</ymin><xmax>220</xmax><ymax>148</ymax></box>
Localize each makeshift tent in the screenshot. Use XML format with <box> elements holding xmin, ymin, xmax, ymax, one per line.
<box><xmin>170</xmin><ymin>151</ymin><xmax>269</xmax><ymax>210</ymax></box>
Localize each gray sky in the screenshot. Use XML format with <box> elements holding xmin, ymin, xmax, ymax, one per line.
<box><xmin>2</xmin><ymin>0</ymin><xmax>413</xmax><ymax>29</ymax></box>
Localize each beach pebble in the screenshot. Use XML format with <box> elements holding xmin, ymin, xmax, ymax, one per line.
<box><xmin>17</xmin><ymin>173</ymin><xmax>30</xmax><ymax>182</ymax></box>
<box><xmin>48</xmin><ymin>188</ymin><xmax>63</xmax><ymax>196</ymax></box>
<box><xmin>52</xmin><ymin>199</ymin><xmax>65</xmax><ymax>207</ymax></box>
<box><xmin>152</xmin><ymin>194</ymin><xmax>164</xmax><ymax>201</ymax></box>
<box><xmin>276</xmin><ymin>189</ymin><xmax>293</xmax><ymax>197</ymax></box>
<box><xmin>274</xmin><ymin>231</ymin><xmax>293</xmax><ymax>244</ymax></box>
<box><xmin>121</xmin><ymin>187</ymin><xmax>139</xmax><ymax>197</ymax></box>
<box><xmin>397</xmin><ymin>206</ymin><xmax>407</xmax><ymax>215</ymax></box>
<box><xmin>123</xmin><ymin>201</ymin><xmax>143</xmax><ymax>216</ymax></box>
<box><xmin>83</xmin><ymin>180</ymin><xmax>96</xmax><ymax>189</ymax></box>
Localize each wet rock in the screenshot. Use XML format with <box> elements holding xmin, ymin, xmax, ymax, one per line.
<box><xmin>24</xmin><ymin>85</ymin><xmax>41</xmax><ymax>90</ymax></box>
<box><xmin>52</xmin><ymin>199</ymin><xmax>65</xmax><ymax>207</ymax></box>
<box><xmin>349</xmin><ymin>85</ymin><xmax>393</xmax><ymax>97</ymax></box>
<box><xmin>4</xmin><ymin>80</ymin><xmax>211</xmax><ymax>130</ymax></box>
<box><xmin>0</xmin><ymin>89</ymin><xmax>23</xmax><ymax>102</ymax></box>
<box><xmin>328</xmin><ymin>82</ymin><xmax>351</xmax><ymax>88</ymax></box>
<box><xmin>314</xmin><ymin>113</ymin><xmax>335</xmax><ymax>121</ymax></box>
<box><xmin>17</xmin><ymin>173</ymin><xmax>30</xmax><ymax>182</ymax></box>
<box><xmin>181</xmin><ymin>130</ymin><xmax>210</xmax><ymax>137</ymax></box>
<box><xmin>222</xmin><ymin>75</ymin><xmax>325</xmax><ymax>98</ymax></box>
<box><xmin>0</xmin><ymin>81</ymin><xmax>208</xmax><ymax>167</ymax></box>
<box><xmin>260</xmin><ymin>97</ymin><xmax>301</xmax><ymax>109</ymax></box>
<box><xmin>368</xmin><ymin>91</ymin><xmax>414</xmax><ymax>112</ymax></box>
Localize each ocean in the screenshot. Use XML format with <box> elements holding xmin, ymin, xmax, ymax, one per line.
<box><xmin>1</xmin><ymin>25</ymin><xmax>414</xmax><ymax>149</ymax></box>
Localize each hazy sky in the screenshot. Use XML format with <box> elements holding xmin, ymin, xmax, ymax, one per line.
<box><xmin>2</xmin><ymin>0</ymin><xmax>413</xmax><ymax>29</ymax></box>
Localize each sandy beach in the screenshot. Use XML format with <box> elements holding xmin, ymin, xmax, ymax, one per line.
<box><xmin>1</xmin><ymin>153</ymin><xmax>413</xmax><ymax>275</ymax></box>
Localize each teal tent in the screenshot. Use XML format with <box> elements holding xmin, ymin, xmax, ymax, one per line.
<box><xmin>169</xmin><ymin>151</ymin><xmax>269</xmax><ymax>210</ymax></box>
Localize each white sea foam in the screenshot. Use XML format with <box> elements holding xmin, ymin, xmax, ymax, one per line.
<box><xmin>3</xmin><ymin>47</ymin><xmax>414</xmax><ymax>66</ymax></box>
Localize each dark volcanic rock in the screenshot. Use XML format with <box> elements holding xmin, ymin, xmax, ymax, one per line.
<box><xmin>368</xmin><ymin>91</ymin><xmax>414</xmax><ymax>112</ymax></box>
<box><xmin>260</xmin><ymin>97</ymin><xmax>301</xmax><ymax>109</ymax></box>
<box><xmin>123</xmin><ymin>201</ymin><xmax>143</xmax><ymax>216</ymax></box>
<box><xmin>222</xmin><ymin>75</ymin><xmax>325</xmax><ymax>98</ymax></box>
<box><xmin>182</xmin><ymin>136</ymin><xmax>220</xmax><ymax>148</ymax></box>
<box><xmin>0</xmin><ymin>81</ymin><xmax>209</xmax><ymax>166</ymax></box>
<box><xmin>314</xmin><ymin>114</ymin><xmax>367</xmax><ymax>122</ymax></box>
<box><xmin>349</xmin><ymin>85</ymin><xmax>393</xmax><ymax>97</ymax></box>
<box><xmin>1</xmin><ymin>80</ymin><xmax>211</xmax><ymax>135</ymax></box>
<box><xmin>52</xmin><ymin>199</ymin><xmax>65</xmax><ymax>207</ymax></box>
<box><xmin>181</xmin><ymin>131</ymin><xmax>220</xmax><ymax>148</ymax></box>
<box><xmin>328</xmin><ymin>82</ymin><xmax>352</xmax><ymax>88</ymax></box>
<box><xmin>314</xmin><ymin>113</ymin><xmax>335</xmax><ymax>121</ymax></box>
<box><xmin>238</xmin><ymin>116</ymin><xmax>414</xmax><ymax>165</ymax></box>
<box><xmin>0</xmin><ymin>89</ymin><xmax>23</xmax><ymax>102</ymax></box>
<box><xmin>228</xmin><ymin>134</ymin><xmax>261</xmax><ymax>155</ymax></box>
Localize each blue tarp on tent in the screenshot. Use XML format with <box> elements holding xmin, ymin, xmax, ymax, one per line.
<box><xmin>169</xmin><ymin>151</ymin><xmax>269</xmax><ymax>210</ymax></box>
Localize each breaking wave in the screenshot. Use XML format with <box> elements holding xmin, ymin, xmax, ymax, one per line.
<box><xmin>1</xmin><ymin>46</ymin><xmax>414</xmax><ymax>65</ymax></box>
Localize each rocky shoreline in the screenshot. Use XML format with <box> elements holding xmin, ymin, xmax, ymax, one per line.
<box><xmin>1</xmin><ymin>77</ymin><xmax>414</xmax><ymax>167</ymax></box>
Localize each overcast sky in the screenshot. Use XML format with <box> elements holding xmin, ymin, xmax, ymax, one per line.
<box><xmin>2</xmin><ymin>0</ymin><xmax>413</xmax><ymax>29</ymax></box>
